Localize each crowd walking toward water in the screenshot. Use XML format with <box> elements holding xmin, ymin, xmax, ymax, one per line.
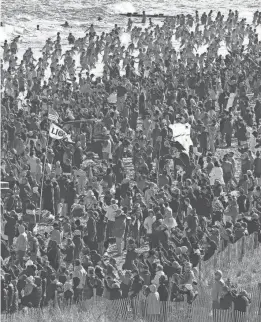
<box><xmin>1</xmin><ymin>8</ymin><xmax>261</xmax><ymax>322</ymax></box>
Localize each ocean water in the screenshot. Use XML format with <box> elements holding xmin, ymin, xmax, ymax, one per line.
<box><xmin>1</xmin><ymin>0</ymin><xmax>261</xmax><ymax>49</ymax></box>
<box><xmin>1</xmin><ymin>0</ymin><xmax>261</xmax><ymax>78</ymax></box>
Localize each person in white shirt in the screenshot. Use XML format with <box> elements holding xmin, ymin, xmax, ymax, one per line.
<box><xmin>72</xmin><ymin>259</ymin><xmax>87</xmax><ymax>301</ymax></box>
<box><xmin>105</xmin><ymin>199</ymin><xmax>118</xmax><ymax>238</ymax></box>
<box><xmin>144</xmin><ymin>210</ymin><xmax>156</xmax><ymax>249</ymax></box>
<box><xmin>209</xmin><ymin>161</ymin><xmax>225</xmax><ymax>186</ymax></box>
<box><xmin>163</xmin><ymin>203</ymin><xmax>177</xmax><ymax>230</ymax></box>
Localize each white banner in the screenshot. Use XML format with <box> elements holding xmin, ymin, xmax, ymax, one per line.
<box><xmin>49</xmin><ymin>123</ymin><xmax>74</xmax><ymax>143</ymax></box>
<box><xmin>169</xmin><ymin>123</ymin><xmax>193</xmax><ymax>154</ymax></box>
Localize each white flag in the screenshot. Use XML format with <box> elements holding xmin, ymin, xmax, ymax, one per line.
<box><xmin>49</xmin><ymin>123</ymin><xmax>74</xmax><ymax>143</ymax></box>
<box><xmin>169</xmin><ymin>123</ymin><xmax>193</xmax><ymax>155</ymax></box>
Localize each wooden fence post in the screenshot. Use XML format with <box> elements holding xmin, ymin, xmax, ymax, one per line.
<box><xmin>257</xmin><ymin>283</ymin><xmax>261</xmax><ymax>315</ymax></box>
<box><xmin>198</xmin><ymin>259</ymin><xmax>202</xmax><ymax>282</ymax></box>
<box><xmin>239</xmin><ymin>236</ymin><xmax>245</xmax><ymax>262</ymax></box>
<box><xmin>254</xmin><ymin>231</ymin><xmax>259</xmax><ymax>249</ymax></box>
<box><xmin>213</xmin><ymin>251</ymin><xmax>218</xmax><ymax>269</ymax></box>
<box><xmin>227</xmin><ymin>241</ymin><xmax>231</xmax><ymax>265</ymax></box>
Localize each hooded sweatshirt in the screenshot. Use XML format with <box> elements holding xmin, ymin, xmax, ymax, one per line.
<box><xmin>16</xmin><ymin>225</ymin><xmax>28</xmax><ymax>252</ymax></box>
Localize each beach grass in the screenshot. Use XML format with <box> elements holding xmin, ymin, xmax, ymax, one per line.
<box><xmin>2</xmin><ymin>245</ymin><xmax>260</xmax><ymax>322</ymax></box>
<box><xmin>224</xmin><ymin>245</ymin><xmax>261</xmax><ymax>291</ymax></box>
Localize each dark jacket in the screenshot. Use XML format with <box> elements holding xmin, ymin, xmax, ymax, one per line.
<box><xmin>203</xmin><ymin>239</ymin><xmax>217</xmax><ymax>261</ymax></box>
<box><xmin>61</xmin><ymin>244</ymin><xmax>75</xmax><ymax>263</ymax></box>
<box><xmin>42</xmin><ymin>183</ymin><xmax>54</xmax><ymax>213</ymax></box>
<box><xmin>233</xmin><ymin>294</ymin><xmax>251</xmax><ymax>312</ymax></box>
<box><xmin>113</xmin><ymin>214</ymin><xmax>126</xmax><ymax>238</ymax></box>
<box><xmin>30</xmin><ymin>285</ymin><xmax>42</xmax><ymax>308</ymax></box>
<box><xmin>253</xmin><ymin>157</ymin><xmax>261</xmax><ymax>175</ymax></box>
<box><xmin>110</xmin><ymin>287</ymin><xmax>122</xmax><ymax>300</ymax></box>
<box><xmin>4</xmin><ymin>214</ymin><xmax>17</xmax><ymax>237</ymax></box>
<box><xmin>220</xmin><ymin>292</ymin><xmax>234</xmax><ymax>310</ymax></box>
<box><xmin>86</xmin><ymin>217</ymin><xmax>97</xmax><ymax>241</ymax></box>
<box><xmin>47</xmin><ymin>246</ymin><xmax>60</xmax><ymax>271</ymax></box>
<box><xmin>140</xmin><ymin>271</ymin><xmax>151</xmax><ymax>286</ymax></box>
<box><xmin>72</xmin><ymin>235</ymin><xmax>83</xmax><ymax>259</ymax></box>
<box><xmin>45</xmin><ymin>281</ymin><xmax>57</xmax><ymax>303</ymax></box>
<box><xmin>96</xmin><ymin>218</ymin><xmax>106</xmax><ymax>243</ymax></box>
<box><xmin>123</xmin><ymin>249</ymin><xmax>138</xmax><ymax>270</ymax></box>
<box><xmin>1</xmin><ymin>239</ymin><xmax>10</xmax><ymax>260</ymax></box>
<box><xmin>129</xmin><ymin>276</ymin><xmax>143</xmax><ymax>298</ymax></box>
<box><xmin>53</xmin><ymin>183</ymin><xmax>61</xmax><ymax>203</ymax></box>
<box><xmin>119</xmin><ymin>278</ymin><xmax>132</xmax><ymax>298</ymax></box>
<box><xmin>158</xmin><ymin>284</ymin><xmax>169</xmax><ymax>301</ymax></box>
<box><xmin>65</xmin><ymin>184</ymin><xmax>76</xmax><ymax>207</ymax></box>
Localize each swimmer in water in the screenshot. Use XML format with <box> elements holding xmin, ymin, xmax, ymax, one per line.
<box><xmin>61</xmin><ymin>21</ymin><xmax>69</xmax><ymax>28</ymax></box>
<box><xmin>142</xmin><ymin>11</ymin><xmax>146</xmax><ymax>24</ymax></box>
<box><xmin>98</xmin><ymin>17</ymin><xmax>102</xmax><ymax>21</ymax></box>
<box><xmin>37</xmin><ymin>25</ymin><xmax>39</xmax><ymax>30</ymax></box>
<box><xmin>68</xmin><ymin>32</ymin><xmax>75</xmax><ymax>45</ymax></box>
<box><xmin>127</xmin><ymin>18</ymin><xmax>133</xmax><ymax>31</ymax></box>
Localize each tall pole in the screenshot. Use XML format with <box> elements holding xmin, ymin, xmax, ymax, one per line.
<box><xmin>39</xmin><ymin>119</ymin><xmax>51</xmax><ymax>211</ymax></box>
<box><xmin>157</xmin><ymin>137</ymin><xmax>162</xmax><ymax>186</ymax></box>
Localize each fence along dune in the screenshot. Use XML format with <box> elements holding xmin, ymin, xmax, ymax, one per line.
<box><xmin>199</xmin><ymin>233</ymin><xmax>259</xmax><ymax>286</ymax></box>
<box><xmin>2</xmin><ymin>234</ymin><xmax>260</xmax><ymax>322</ymax></box>
<box><xmin>1</xmin><ymin>299</ymin><xmax>260</xmax><ymax>322</ymax></box>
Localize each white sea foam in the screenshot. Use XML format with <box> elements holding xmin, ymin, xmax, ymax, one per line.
<box><xmin>111</xmin><ymin>1</ymin><xmax>136</xmax><ymax>14</ymax></box>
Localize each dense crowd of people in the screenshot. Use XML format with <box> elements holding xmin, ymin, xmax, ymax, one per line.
<box><xmin>1</xmin><ymin>8</ymin><xmax>261</xmax><ymax>321</ymax></box>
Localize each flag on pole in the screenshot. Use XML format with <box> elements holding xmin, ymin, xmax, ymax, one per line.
<box><xmin>49</xmin><ymin>123</ymin><xmax>74</xmax><ymax>143</ymax></box>
<box><xmin>168</xmin><ymin>123</ymin><xmax>193</xmax><ymax>155</ymax></box>
<box><xmin>48</xmin><ymin>108</ymin><xmax>59</xmax><ymax>123</ymax></box>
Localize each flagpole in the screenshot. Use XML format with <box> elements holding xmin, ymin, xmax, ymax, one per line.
<box><xmin>39</xmin><ymin>118</ymin><xmax>73</xmax><ymax>212</ymax></box>
<box><xmin>39</xmin><ymin>114</ymin><xmax>51</xmax><ymax>212</ymax></box>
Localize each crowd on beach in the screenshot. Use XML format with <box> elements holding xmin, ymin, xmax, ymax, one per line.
<box><xmin>1</xmin><ymin>8</ymin><xmax>261</xmax><ymax>321</ymax></box>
